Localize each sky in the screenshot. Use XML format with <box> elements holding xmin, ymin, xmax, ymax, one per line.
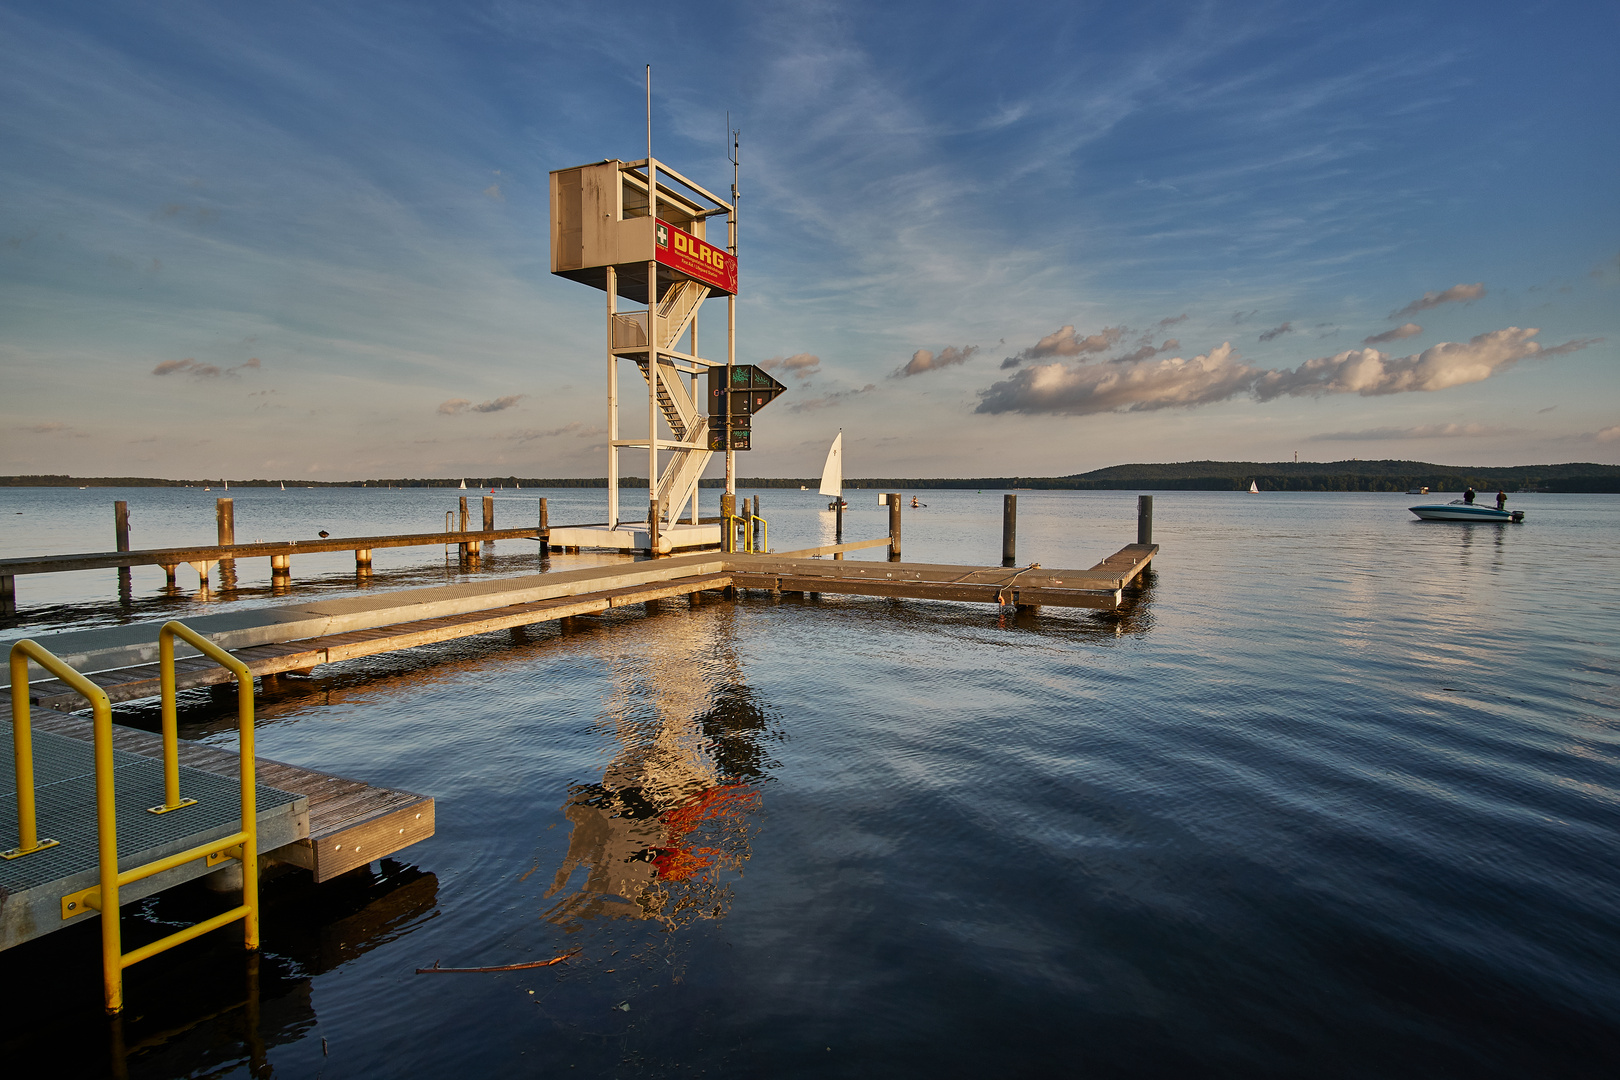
<box><xmin>1</xmin><ymin>0</ymin><xmax>1616</xmax><ymax>481</ymax></box>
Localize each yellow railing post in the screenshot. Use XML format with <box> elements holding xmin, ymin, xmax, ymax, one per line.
<box><xmin>158</xmin><ymin>621</ymin><xmax>258</xmax><ymax>950</ymax></box>
<box><xmin>5</xmin><ymin>642</ymin><xmax>65</xmax><ymax>859</ymax></box>
<box><xmin>15</xmin><ymin>625</ymin><xmax>260</xmax><ymax>1013</ymax></box>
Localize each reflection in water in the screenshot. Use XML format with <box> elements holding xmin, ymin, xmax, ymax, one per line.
<box><xmin>546</xmin><ymin>608</ymin><xmax>778</xmax><ymax>930</ymax></box>
<box><xmin>0</xmin><ymin>860</ymin><xmax>437</xmax><ymax>1079</ymax></box>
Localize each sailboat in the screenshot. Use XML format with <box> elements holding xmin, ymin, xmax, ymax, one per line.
<box><xmin>458</xmin><ymin>479</ymin><xmax>467</xmax><ymax>489</ymax></box>
<box><xmin>1249</xmin><ymin>481</ymin><xmax>1259</xmax><ymax>493</ymax></box>
<box><xmin>820</xmin><ymin>431</ymin><xmax>846</xmax><ymax>510</ymax></box>
<box><xmin>280</xmin><ymin>481</ymin><xmax>285</xmax><ymax>491</ymax></box>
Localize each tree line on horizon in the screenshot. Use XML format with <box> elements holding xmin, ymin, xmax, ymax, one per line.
<box><xmin>4</xmin><ymin>460</ymin><xmax>1617</xmax><ymax>493</ymax></box>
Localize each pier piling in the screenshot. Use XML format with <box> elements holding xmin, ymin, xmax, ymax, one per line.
<box><xmin>889</xmin><ymin>493</ymin><xmax>902</xmax><ymax>561</ymax></box>
<box><xmin>649</xmin><ymin>499</ymin><xmax>661</xmax><ymax>556</ymax></box>
<box><xmin>539</xmin><ymin>498</ymin><xmax>551</xmax><ymax>553</ymax></box>
<box><xmin>114</xmin><ymin>501</ymin><xmax>131</xmax><ymax>598</ymax></box>
<box><xmin>482</xmin><ymin>495</ymin><xmax>494</xmax><ymax>533</ymax></box>
<box><xmin>1137</xmin><ymin>495</ymin><xmax>1153</xmax><ymax>546</ymax></box>
<box><xmin>216</xmin><ymin>498</ymin><xmax>235</xmax><ymax>548</ymax></box>
<box><xmin>1002</xmin><ymin>495</ymin><xmax>1017</xmax><ymax>567</ymax></box>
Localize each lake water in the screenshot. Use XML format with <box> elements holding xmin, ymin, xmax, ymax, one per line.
<box><xmin>2</xmin><ymin>486</ymin><xmax>1617</xmax><ymax>1077</ymax></box>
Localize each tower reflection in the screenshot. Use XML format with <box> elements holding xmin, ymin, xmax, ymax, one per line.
<box><xmin>545</xmin><ymin>606</ymin><xmax>778</xmax><ymax>929</ymax></box>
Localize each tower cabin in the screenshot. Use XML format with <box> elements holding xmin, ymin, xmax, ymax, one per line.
<box><xmin>549</xmin><ymin>158</ymin><xmax>737</xmax><ymax>547</ymax></box>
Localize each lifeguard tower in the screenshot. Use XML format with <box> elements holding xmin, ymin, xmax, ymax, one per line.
<box><xmin>548</xmin><ymin>145</ymin><xmax>777</xmax><ymax>554</ymax></box>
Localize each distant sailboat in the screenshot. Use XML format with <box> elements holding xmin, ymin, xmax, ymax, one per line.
<box><xmin>1249</xmin><ymin>480</ymin><xmax>1260</xmax><ymax>493</ymax></box>
<box><xmin>280</xmin><ymin>481</ymin><xmax>285</xmax><ymax>491</ymax></box>
<box><xmin>820</xmin><ymin>431</ymin><xmax>846</xmax><ymax>510</ymax></box>
<box><xmin>224</xmin><ymin>479</ymin><xmax>229</xmax><ymax>490</ymax></box>
<box><xmin>459</xmin><ymin>479</ymin><xmax>467</xmax><ymax>489</ymax></box>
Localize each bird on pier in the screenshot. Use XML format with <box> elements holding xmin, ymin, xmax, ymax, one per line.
<box><xmin>318</xmin><ymin>530</ymin><xmax>330</xmax><ymax>538</ymax></box>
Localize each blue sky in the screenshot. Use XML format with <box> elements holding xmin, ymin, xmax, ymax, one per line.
<box><xmin>2</xmin><ymin>0</ymin><xmax>1615</xmax><ymax>480</ymax></box>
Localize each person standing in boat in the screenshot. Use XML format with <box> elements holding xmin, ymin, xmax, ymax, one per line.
<box><xmin>1464</xmin><ymin>486</ymin><xmax>1476</xmax><ymax>504</ymax></box>
<box><xmin>1496</xmin><ymin>490</ymin><xmax>1507</xmax><ymax>511</ymax></box>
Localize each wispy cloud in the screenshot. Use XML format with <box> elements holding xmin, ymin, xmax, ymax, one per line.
<box><xmin>1389</xmin><ymin>282</ymin><xmax>1485</xmax><ymax>319</ymax></box>
<box><xmin>438</xmin><ymin>394</ymin><xmax>525</xmax><ymax>416</ymax></box>
<box><xmin>1597</xmin><ymin>425</ymin><xmax>1620</xmax><ymax>443</ymax></box>
<box><xmin>508</xmin><ymin>421</ymin><xmax>604</xmax><ymax>442</ymax></box>
<box><xmin>897</xmin><ymin>345</ymin><xmax>977</xmax><ymax>377</ymax></box>
<box><xmin>1309</xmin><ymin>422</ymin><xmax>1511</xmax><ymax>441</ymax></box>
<box><xmin>1363</xmin><ymin>323</ymin><xmax>1422</xmax><ymax>345</ymax></box>
<box><xmin>975</xmin><ymin>328</ymin><xmax>1598</xmax><ymax>415</ymax></box>
<box><xmin>1157</xmin><ymin>314</ymin><xmax>1189</xmax><ymax>328</ymax></box>
<box><xmin>1258</xmin><ymin>321</ymin><xmax>1293</xmax><ymax>342</ymax></box>
<box><xmin>790</xmin><ymin>384</ymin><xmax>877</xmax><ymax>411</ymax></box>
<box><xmin>1113</xmin><ymin>339</ymin><xmax>1180</xmax><ymax>364</ymax></box>
<box><xmin>151</xmin><ymin>356</ymin><xmax>260</xmax><ymax>379</ymax></box>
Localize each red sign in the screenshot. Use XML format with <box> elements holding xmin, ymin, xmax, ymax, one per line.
<box><xmin>655</xmin><ymin>220</ymin><xmax>738</xmax><ymax>295</ymax></box>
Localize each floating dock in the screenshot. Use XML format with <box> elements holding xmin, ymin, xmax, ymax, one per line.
<box><xmin>1</xmin><ymin>709</ymin><xmax>433</xmax><ymax>951</ymax></box>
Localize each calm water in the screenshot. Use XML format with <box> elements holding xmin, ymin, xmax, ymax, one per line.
<box><xmin>2</xmin><ymin>486</ymin><xmax>1618</xmax><ymax>1077</ymax></box>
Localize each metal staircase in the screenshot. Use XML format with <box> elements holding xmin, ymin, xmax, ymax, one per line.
<box><xmin>616</xmin><ymin>280</ymin><xmax>714</xmax><ymax>527</ymax></box>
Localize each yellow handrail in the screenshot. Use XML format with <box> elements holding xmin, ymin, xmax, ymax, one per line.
<box><xmin>752</xmin><ymin>514</ymin><xmax>768</xmax><ymax>554</ymax></box>
<box><xmin>5</xmin><ymin>640</ymin><xmax>80</xmax><ymax>859</ymax></box>
<box><xmin>36</xmin><ymin>622</ymin><xmax>261</xmax><ymax>1013</ymax></box>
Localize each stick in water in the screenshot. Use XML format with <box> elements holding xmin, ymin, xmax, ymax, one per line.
<box><xmin>417</xmin><ymin>948</ymin><xmax>581</xmax><ymax>974</ymax></box>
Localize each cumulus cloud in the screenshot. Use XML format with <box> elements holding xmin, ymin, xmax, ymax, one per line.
<box><xmin>762</xmin><ymin>353</ymin><xmax>821</xmax><ymax>380</ymax></box>
<box><xmin>1390</xmin><ymin>283</ymin><xmax>1485</xmax><ymax>319</ymax></box>
<box><xmin>791</xmin><ymin>384</ymin><xmax>877</xmax><ymax>411</ymax></box>
<box><xmin>978</xmin><ymin>342</ymin><xmax>1260</xmax><ymax>415</ymax></box>
<box><xmin>974</xmin><ymin>327</ymin><xmax>1598</xmax><ymax>416</ymax></box>
<box><xmin>1308</xmin><ymin>423</ymin><xmax>1509</xmax><ymax>441</ymax></box>
<box><xmin>899</xmin><ymin>344</ymin><xmax>978</xmax><ymax>377</ymax></box>
<box><xmin>1258</xmin><ymin>322</ymin><xmax>1293</xmax><ymax>342</ymax></box>
<box><xmin>439</xmin><ymin>395</ymin><xmax>525</xmax><ymax>415</ymax></box>
<box><xmin>1253</xmin><ymin>328</ymin><xmax>1595</xmax><ymax>400</ymax></box>
<box><xmin>1363</xmin><ymin>323</ymin><xmax>1422</xmax><ymax>345</ymax></box>
<box><xmin>999</xmin><ymin>326</ymin><xmax>1120</xmax><ymax>370</ymax></box>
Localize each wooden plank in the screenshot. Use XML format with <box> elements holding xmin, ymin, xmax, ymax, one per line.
<box><xmin>770</xmin><ymin>537</ymin><xmax>892</xmax><ymax>558</ymax></box>
<box><xmin>0</xmin><ymin>527</ymin><xmax>545</xmax><ymax>576</ymax></box>
<box><xmin>730</xmin><ymin>573</ymin><xmax>1121</xmax><ymax>609</ymax></box>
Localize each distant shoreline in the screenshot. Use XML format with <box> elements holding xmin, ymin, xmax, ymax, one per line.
<box><xmin>4</xmin><ymin>460</ymin><xmax>1617</xmax><ymax>493</ymax></box>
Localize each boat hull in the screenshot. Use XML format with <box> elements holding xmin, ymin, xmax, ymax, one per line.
<box><xmin>1409</xmin><ymin>504</ymin><xmax>1524</xmax><ymax>522</ymax></box>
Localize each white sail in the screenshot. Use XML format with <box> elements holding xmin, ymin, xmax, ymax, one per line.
<box><xmin>459</xmin><ymin>479</ymin><xmax>467</xmax><ymax>489</ymax></box>
<box><xmin>280</xmin><ymin>482</ymin><xmax>285</xmax><ymax>491</ymax></box>
<box><xmin>818</xmin><ymin>432</ymin><xmax>843</xmax><ymax>497</ymax></box>
<box><xmin>1249</xmin><ymin>481</ymin><xmax>1259</xmax><ymax>493</ymax></box>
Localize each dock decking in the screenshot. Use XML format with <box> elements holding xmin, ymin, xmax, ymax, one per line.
<box><xmin>2</xmin><ymin>710</ymin><xmax>434</xmax><ymax>950</ymax></box>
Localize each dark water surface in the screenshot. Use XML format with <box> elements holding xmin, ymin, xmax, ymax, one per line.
<box><xmin>2</xmin><ymin>487</ymin><xmax>1617</xmax><ymax>1077</ymax></box>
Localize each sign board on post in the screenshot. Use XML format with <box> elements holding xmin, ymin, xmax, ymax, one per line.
<box><xmin>707</xmin><ymin>365</ymin><xmax>785</xmax><ymax>451</ymax></box>
<box><xmin>656</xmin><ymin>220</ymin><xmax>738</xmax><ymax>295</ymax></box>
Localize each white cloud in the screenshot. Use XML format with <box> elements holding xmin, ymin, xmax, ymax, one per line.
<box><xmin>975</xmin><ymin>328</ymin><xmax>1600</xmax><ymax>416</ymax></box>
<box><xmin>761</xmin><ymin>353</ymin><xmax>822</xmax><ymax>381</ymax></box>
<box><xmin>1000</xmin><ymin>326</ymin><xmax>1121</xmax><ymax>369</ymax></box>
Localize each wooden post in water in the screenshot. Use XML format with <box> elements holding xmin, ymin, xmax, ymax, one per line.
<box><xmin>648</xmin><ymin>498</ymin><xmax>661</xmax><ymax>556</ymax></box>
<box><xmin>1002</xmin><ymin>494</ymin><xmax>1017</xmax><ymax>567</ymax></box>
<box><xmin>0</xmin><ymin>574</ymin><xmax>13</xmax><ymax>618</ymax></box>
<box><xmin>114</xmin><ymin>500</ymin><xmax>131</xmax><ymax>598</ymax></box>
<box><xmin>1137</xmin><ymin>494</ymin><xmax>1153</xmax><ymax>546</ymax></box>
<box><xmin>888</xmin><ymin>493</ymin><xmax>902</xmax><ymax>561</ymax></box>
<box><xmin>482</xmin><ymin>495</ymin><xmax>494</xmax><ymax>532</ymax></box>
<box><xmin>458</xmin><ymin>496</ymin><xmax>470</xmax><ymax>559</ymax></box>
<box><xmin>538</xmin><ymin>498</ymin><xmax>551</xmax><ymax>554</ymax></box>
<box><xmin>216</xmin><ymin>498</ymin><xmax>235</xmax><ymax>547</ymax></box>
<box><xmin>752</xmin><ymin>495</ymin><xmax>761</xmax><ymax>553</ymax></box>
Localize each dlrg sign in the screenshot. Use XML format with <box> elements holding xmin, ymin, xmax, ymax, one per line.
<box><xmin>656</xmin><ymin>219</ymin><xmax>738</xmax><ymax>295</ymax></box>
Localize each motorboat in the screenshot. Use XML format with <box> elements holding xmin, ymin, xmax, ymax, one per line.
<box><xmin>1409</xmin><ymin>500</ymin><xmax>1524</xmax><ymax>523</ymax></box>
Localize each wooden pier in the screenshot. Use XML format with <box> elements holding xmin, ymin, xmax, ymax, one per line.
<box><xmin>7</xmin><ymin>543</ymin><xmax>1156</xmax><ymax>711</ymax></box>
